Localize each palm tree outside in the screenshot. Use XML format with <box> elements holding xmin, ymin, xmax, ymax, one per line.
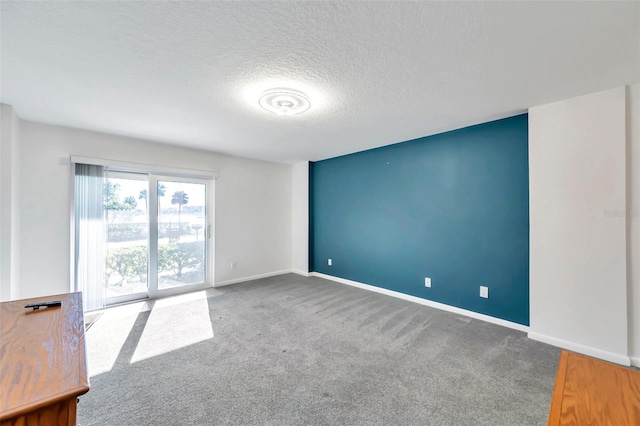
<box><xmin>138</xmin><ymin>189</ymin><xmax>148</xmax><ymax>211</ymax></box>
<box><xmin>157</xmin><ymin>183</ymin><xmax>166</xmax><ymax>213</ymax></box>
<box><xmin>138</xmin><ymin>184</ymin><xmax>167</xmax><ymax>213</ymax></box>
<box><xmin>171</xmin><ymin>190</ymin><xmax>189</xmax><ymax>231</ymax></box>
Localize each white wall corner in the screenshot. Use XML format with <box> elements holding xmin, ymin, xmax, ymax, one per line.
<box><xmin>291</xmin><ymin>161</ymin><xmax>309</xmax><ymax>274</ymax></box>
<box><xmin>627</xmin><ymin>82</ymin><xmax>640</xmax><ymax>363</ymax></box>
<box><xmin>0</xmin><ymin>104</ymin><xmax>20</xmax><ymax>301</ymax></box>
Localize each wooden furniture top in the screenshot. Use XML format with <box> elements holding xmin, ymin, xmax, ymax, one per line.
<box><xmin>0</xmin><ymin>292</ymin><xmax>89</xmax><ymax>420</ymax></box>
<box><xmin>548</xmin><ymin>350</ymin><xmax>640</xmax><ymax>425</ymax></box>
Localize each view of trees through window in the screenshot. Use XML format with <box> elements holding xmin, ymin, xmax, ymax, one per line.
<box><xmin>103</xmin><ymin>174</ymin><xmax>206</xmax><ymax>299</ymax></box>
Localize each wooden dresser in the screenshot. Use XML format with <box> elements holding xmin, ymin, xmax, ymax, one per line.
<box><xmin>548</xmin><ymin>350</ymin><xmax>640</xmax><ymax>425</ymax></box>
<box><xmin>0</xmin><ymin>292</ymin><xmax>89</xmax><ymax>426</ymax></box>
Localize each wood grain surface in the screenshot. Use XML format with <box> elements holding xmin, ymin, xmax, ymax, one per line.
<box><xmin>0</xmin><ymin>293</ymin><xmax>89</xmax><ymax>423</ymax></box>
<box><xmin>1</xmin><ymin>399</ymin><xmax>75</xmax><ymax>426</ymax></box>
<box><xmin>548</xmin><ymin>350</ymin><xmax>640</xmax><ymax>425</ymax></box>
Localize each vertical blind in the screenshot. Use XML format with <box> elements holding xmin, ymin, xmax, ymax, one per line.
<box><xmin>74</xmin><ymin>163</ymin><xmax>106</xmax><ymax>311</ymax></box>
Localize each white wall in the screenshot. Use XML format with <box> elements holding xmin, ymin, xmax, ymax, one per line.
<box><xmin>291</xmin><ymin>161</ymin><xmax>309</xmax><ymax>274</ymax></box>
<box><xmin>628</xmin><ymin>83</ymin><xmax>640</xmax><ymax>366</ymax></box>
<box><xmin>0</xmin><ymin>104</ymin><xmax>20</xmax><ymax>301</ymax></box>
<box><xmin>529</xmin><ymin>87</ymin><xmax>629</xmax><ymax>365</ymax></box>
<box><xmin>19</xmin><ymin>121</ymin><xmax>292</xmax><ymax>298</ymax></box>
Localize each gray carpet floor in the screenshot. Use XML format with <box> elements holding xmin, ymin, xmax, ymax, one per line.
<box><xmin>78</xmin><ymin>274</ymin><xmax>560</xmax><ymax>426</ymax></box>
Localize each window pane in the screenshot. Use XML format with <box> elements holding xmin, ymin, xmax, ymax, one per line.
<box><xmin>157</xmin><ymin>180</ymin><xmax>206</xmax><ymax>290</ymax></box>
<box><xmin>104</xmin><ymin>172</ymin><xmax>149</xmax><ymax>299</ymax></box>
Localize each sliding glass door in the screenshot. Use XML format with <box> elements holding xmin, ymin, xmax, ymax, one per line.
<box><xmin>149</xmin><ymin>176</ymin><xmax>209</xmax><ymax>298</ymax></box>
<box><xmin>103</xmin><ymin>171</ymin><xmax>150</xmax><ymax>305</ymax></box>
<box><xmin>74</xmin><ymin>165</ymin><xmax>213</xmax><ymax>309</ymax></box>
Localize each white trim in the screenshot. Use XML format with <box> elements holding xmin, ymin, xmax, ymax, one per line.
<box><xmin>214</xmin><ymin>269</ymin><xmax>292</xmax><ymax>287</ymax></box>
<box><xmin>69</xmin><ymin>160</ymin><xmax>76</xmax><ymax>294</ymax></box>
<box><xmin>70</xmin><ymin>155</ymin><xmax>219</xmax><ymax>180</ymax></box>
<box><xmin>310</xmin><ymin>272</ymin><xmax>529</xmax><ymax>333</ymax></box>
<box><xmin>208</xmin><ymin>179</ymin><xmax>216</xmax><ymax>294</ymax></box>
<box><xmin>291</xmin><ymin>269</ymin><xmax>310</xmax><ymax>277</ymax></box>
<box><xmin>528</xmin><ymin>332</ymin><xmax>631</xmax><ymax>366</ymax></box>
<box><xmin>148</xmin><ymin>281</ymin><xmax>213</xmax><ymax>299</ymax></box>
<box><xmin>630</xmin><ymin>356</ymin><xmax>640</xmax><ymax>368</ymax></box>
<box><xmin>106</xmin><ymin>291</ymin><xmax>149</xmax><ymax>307</ymax></box>
<box><xmin>147</xmin><ymin>175</ymin><xmax>159</xmax><ymax>300</ymax></box>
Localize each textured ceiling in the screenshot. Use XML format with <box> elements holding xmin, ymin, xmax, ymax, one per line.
<box><xmin>1</xmin><ymin>1</ymin><xmax>639</xmax><ymax>163</ymax></box>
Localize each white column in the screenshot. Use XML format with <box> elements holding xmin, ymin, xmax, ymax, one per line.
<box><xmin>528</xmin><ymin>87</ymin><xmax>629</xmax><ymax>365</ymax></box>
<box><xmin>291</xmin><ymin>161</ymin><xmax>309</xmax><ymax>275</ymax></box>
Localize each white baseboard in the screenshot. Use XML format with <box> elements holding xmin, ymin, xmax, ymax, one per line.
<box><xmin>310</xmin><ymin>272</ymin><xmax>529</xmax><ymax>333</ymax></box>
<box><xmin>528</xmin><ymin>332</ymin><xmax>631</xmax><ymax>366</ymax></box>
<box><xmin>628</xmin><ymin>356</ymin><xmax>640</xmax><ymax>368</ymax></box>
<box><xmin>291</xmin><ymin>269</ymin><xmax>310</xmax><ymax>277</ymax></box>
<box><xmin>214</xmin><ymin>269</ymin><xmax>292</xmax><ymax>287</ymax></box>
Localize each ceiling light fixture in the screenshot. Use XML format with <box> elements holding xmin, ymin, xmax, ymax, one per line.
<box><xmin>258</xmin><ymin>89</ymin><xmax>311</xmax><ymax>116</ymax></box>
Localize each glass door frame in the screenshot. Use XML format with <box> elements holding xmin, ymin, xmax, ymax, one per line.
<box><xmin>147</xmin><ymin>174</ymin><xmax>214</xmax><ymax>300</ymax></box>
<box><xmin>103</xmin><ymin>173</ymin><xmax>214</xmax><ymax>305</ymax></box>
<box><xmin>104</xmin><ymin>170</ymin><xmax>150</xmax><ymax>306</ymax></box>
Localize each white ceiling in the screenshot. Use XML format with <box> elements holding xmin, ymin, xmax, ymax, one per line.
<box><xmin>1</xmin><ymin>1</ymin><xmax>639</xmax><ymax>163</ymax></box>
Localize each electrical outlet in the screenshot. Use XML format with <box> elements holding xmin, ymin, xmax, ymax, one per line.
<box><xmin>480</xmin><ymin>286</ymin><xmax>489</xmax><ymax>298</ymax></box>
<box><xmin>424</xmin><ymin>277</ymin><xmax>431</xmax><ymax>288</ymax></box>
<box><xmin>230</xmin><ymin>261</ymin><xmax>236</xmax><ymax>270</ymax></box>
<box><xmin>328</xmin><ymin>259</ymin><xmax>332</xmax><ymax>266</ymax></box>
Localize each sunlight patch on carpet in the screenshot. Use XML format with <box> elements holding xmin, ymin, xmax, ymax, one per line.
<box><xmin>130</xmin><ymin>296</ymin><xmax>214</xmax><ymax>363</ymax></box>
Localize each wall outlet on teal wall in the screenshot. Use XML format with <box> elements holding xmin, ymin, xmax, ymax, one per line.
<box><xmin>424</xmin><ymin>277</ymin><xmax>431</xmax><ymax>288</ymax></box>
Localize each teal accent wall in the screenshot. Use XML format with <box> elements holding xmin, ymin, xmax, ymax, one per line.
<box><xmin>310</xmin><ymin>114</ymin><xmax>529</xmax><ymax>325</ymax></box>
